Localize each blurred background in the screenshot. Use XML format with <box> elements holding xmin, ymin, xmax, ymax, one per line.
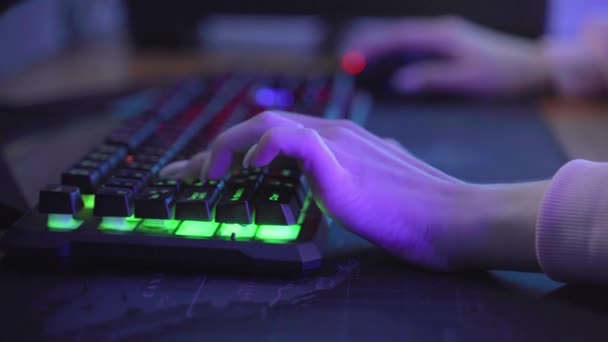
<box><xmin>0</xmin><ymin>0</ymin><xmax>548</xmax><ymax>102</ymax></box>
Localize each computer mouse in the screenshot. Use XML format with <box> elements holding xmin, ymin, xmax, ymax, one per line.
<box><xmin>350</xmin><ymin>51</ymin><xmax>447</xmax><ymax>100</ymax></box>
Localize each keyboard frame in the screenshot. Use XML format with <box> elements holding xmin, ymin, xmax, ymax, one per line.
<box><xmin>0</xmin><ymin>73</ymin><xmax>370</xmax><ymax>275</ymax></box>
<box><xmin>2</xmin><ymin>201</ymin><xmax>329</xmax><ymax>274</ymax></box>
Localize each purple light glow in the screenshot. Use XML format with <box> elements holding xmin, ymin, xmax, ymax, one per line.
<box><xmin>254</xmin><ymin>87</ymin><xmax>294</xmax><ymax>109</ymax></box>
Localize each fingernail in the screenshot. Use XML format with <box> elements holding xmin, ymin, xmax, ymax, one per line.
<box><xmin>243</xmin><ymin>144</ymin><xmax>258</xmax><ymax>168</ymax></box>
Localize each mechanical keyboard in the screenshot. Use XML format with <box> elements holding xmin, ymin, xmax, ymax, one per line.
<box><xmin>1</xmin><ymin>72</ymin><xmax>372</xmax><ymax>274</ymax></box>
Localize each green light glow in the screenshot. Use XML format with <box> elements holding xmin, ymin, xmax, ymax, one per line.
<box><xmin>231</xmin><ymin>187</ymin><xmax>244</xmax><ymax>201</ymax></box>
<box><xmin>187</xmin><ymin>191</ymin><xmax>207</xmax><ymax>200</ymax></box>
<box><xmin>99</xmin><ymin>215</ymin><xmax>140</xmax><ymax>232</ymax></box>
<box><xmin>175</xmin><ymin>220</ymin><xmax>219</xmax><ymax>238</ymax></box>
<box><xmin>218</xmin><ymin>223</ymin><xmax>258</xmax><ymax>240</ymax></box>
<box><xmin>47</xmin><ymin>214</ymin><xmax>83</xmax><ymax>231</ymax></box>
<box><xmin>82</xmin><ymin>194</ymin><xmax>95</xmax><ymax>209</ymax></box>
<box><xmin>268</xmin><ymin>193</ymin><xmax>279</xmax><ymax>201</ymax></box>
<box><xmin>256</xmin><ymin>224</ymin><xmax>301</xmax><ymax>242</ymax></box>
<box><xmin>298</xmin><ymin>195</ymin><xmax>312</xmax><ymax>225</ymax></box>
<box><xmin>139</xmin><ymin>219</ymin><xmax>181</xmax><ymax>234</ymax></box>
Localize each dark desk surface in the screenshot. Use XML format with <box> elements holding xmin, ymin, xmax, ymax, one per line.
<box><xmin>2</xmin><ymin>101</ymin><xmax>608</xmax><ymax>341</ymax></box>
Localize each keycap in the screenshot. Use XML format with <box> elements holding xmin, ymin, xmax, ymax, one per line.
<box><xmin>113</xmin><ymin>169</ymin><xmax>151</xmax><ymax>183</ymax></box>
<box><xmin>124</xmin><ymin>161</ymin><xmax>161</xmax><ymax>175</ymax></box>
<box><xmin>184</xmin><ymin>179</ymin><xmax>223</xmax><ymax>189</ymax></box>
<box><xmin>215</xmin><ymin>185</ymin><xmax>256</xmax><ymax>224</ymax></box>
<box><xmin>255</xmin><ymin>186</ymin><xmax>301</xmax><ymax>225</ymax></box>
<box><xmin>104</xmin><ymin>177</ymin><xmax>144</xmax><ymax>193</ymax></box>
<box><xmin>268</xmin><ymin>156</ymin><xmax>299</xmax><ymax>170</ymax></box>
<box><xmin>225</xmin><ymin>174</ymin><xmax>262</xmax><ymax>191</ymax></box>
<box><xmin>174</xmin><ymin>189</ymin><xmax>218</xmax><ymax>221</ymax></box>
<box><xmin>61</xmin><ymin>167</ymin><xmax>101</xmax><ymax>193</ymax></box>
<box><xmin>134</xmin><ymin>187</ymin><xmax>175</xmax><ymax>219</ymax></box>
<box><xmin>230</xmin><ymin>167</ymin><xmax>265</xmax><ymax>177</ymax></box>
<box><xmin>149</xmin><ymin>179</ymin><xmax>181</xmax><ymax>191</ymax></box>
<box><xmin>76</xmin><ymin>159</ymin><xmax>111</xmax><ymax>175</ymax></box>
<box><xmin>38</xmin><ymin>184</ymin><xmax>84</xmax><ymax>214</ymax></box>
<box><xmin>86</xmin><ymin>151</ymin><xmax>122</xmax><ymax>169</ymax></box>
<box><xmin>94</xmin><ymin>187</ymin><xmax>134</xmax><ymax>217</ymax></box>
<box><xmin>266</xmin><ymin>167</ymin><xmax>301</xmax><ymax>180</ymax></box>
<box><xmin>262</xmin><ymin>176</ymin><xmax>306</xmax><ymax>204</ymax></box>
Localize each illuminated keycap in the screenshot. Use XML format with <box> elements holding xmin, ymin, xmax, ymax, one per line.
<box><xmin>215</xmin><ymin>186</ymin><xmax>256</xmax><ymax>224</ymax></box>
<box><xmin>47</xmin><ymin>214</ymin><xmax>83</xmax><ymax>231</ymax></box>
<box><xmin>256</xmin><ymin>224</ymin><xmax>301</xmax><ymax>243</ymax></box>
<box><xmin>175</xmin><ymin>220</ymin><xmax>219</xmax><ymax>238</ymax></box>
<box><xmin>61</xmin><ymin>167</ymin><xmax>101</xmax><ymax>194</ymax></box>
<box><xmin>231</xmin><ymin>187</ymin><xmax>245</xmax><ymax>201</ymax></box>
<box><xmin>255</xmin><ymin>186</ymin><xmax>300</xmax><ymax>225</ymax></box>
<box><xmin>217</xmin><ymin>223</ymin><xmax>258</xmax><ymax>240</ymax></box>
<box><xmin>175</xmin><ymin>189</ymin><xmax>217</xmax><ymax>221</ymax></box>
<box><xmin>99</xmin><ymin>215</ymin><xmax>141</xmax><ymax>232</ymax></box>
<box><xmin>94</xmin><ymin>187</ymin><xmax>134</xmax><ymax>217</ymax></box>
<box><xmin>39</xmin><ymin>184</ymin><xmax>84</xmax><ymax>215</ymax></box>
<box><xmin>134</xmin><ymin>188</ymin><xmax>175</xmax><ymax>219</ymax></box>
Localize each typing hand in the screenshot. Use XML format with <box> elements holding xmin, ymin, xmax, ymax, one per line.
<box><xmin>344</xmin><ymin>16</ymin><xmax>550</xmax><ymax>97</ymax></box>
<box><xmin>161</xmin><ymin>111</ymin><xmax>486</xmax><ymax>270</ymax></box>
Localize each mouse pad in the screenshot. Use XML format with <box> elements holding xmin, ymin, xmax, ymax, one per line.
<box><xmin>2</xmin><ymin>103</ymin><xmax>601</xmax><ymax>341</ymax></box>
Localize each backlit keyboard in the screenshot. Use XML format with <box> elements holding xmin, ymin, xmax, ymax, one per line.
<box><xmin>1</xmin><ymin>73</ymin><xmax>371</xmax><ymax>274</ymax></box>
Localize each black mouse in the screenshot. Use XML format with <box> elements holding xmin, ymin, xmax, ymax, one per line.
<box><xmin>353</xmin><ymin>51</ymin><xmax>448</xmax><ymax>100</ymax></box>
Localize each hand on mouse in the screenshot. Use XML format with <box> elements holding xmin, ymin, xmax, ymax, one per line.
<box><xmin>344</xmin><ymin>16</ymin><xmax>551</xmax><ymax>97</ymax></box>
<box><xmin>161</xmin><ymin>111</ymin><xmax>547</xmax><ymax>271</ymax></box>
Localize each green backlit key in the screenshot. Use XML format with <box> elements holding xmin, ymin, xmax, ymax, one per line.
<box><xmin>134</xmin><ymin>187</ymin><xmax>175</xmax><ymax>219</ymax></box>
<box><xmin>113</xmin><ymin>169</ymin><xmax>151</xmax><ymax>184</ymax></box>
<box><xmin>175</xmin><ymin>189</ymin><xmax>218</xmax><ymax>221</ymax></box>
<box><xmin>94</xmin><ymin>187</ymin><xmax>134</xmax><ymax>217</ymax></box>
<box><xmin>184</xmin><ymin>179</ymin><xmax>223</xmax><ymax>190</ymax></box>
<box><xmin>104</xmin><ymin>177</ymin><xmax>144</xmax><ymax>193</ymax></box>
<box><xmin>255</xmin><ymin>186</ymin><xmax>301</xmax><ymax>225</ymax></box>
<box><xmin>149</xmin><ymin>179</ymin><xmax>181</xmax><ymax>191</ymax></box>
<box><xmin>39</xmin><ymin>184</ymin><xmax>84</xmax><ymax>215</ymax></box>
<box><xmin>215</xmin><ymin>185</ymin><xmax>256</xmax><ymax>224</ymax></box>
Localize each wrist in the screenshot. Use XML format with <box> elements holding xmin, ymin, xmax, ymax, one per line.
<box><xmin>440</xmin><ymin>181</ymin><xmax>549</xmax><ymax>271</ymax></box>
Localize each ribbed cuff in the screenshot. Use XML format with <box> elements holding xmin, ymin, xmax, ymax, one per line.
<box><xmin>537</xmin><ymin>159</ymin><xmax>608</xmax><ymax>284</ymax></box>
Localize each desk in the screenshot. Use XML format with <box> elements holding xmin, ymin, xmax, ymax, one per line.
<box><xmin>1</xmin><ymin>46</ymin><xmax>608</xmax><ymax>340</ymax></box>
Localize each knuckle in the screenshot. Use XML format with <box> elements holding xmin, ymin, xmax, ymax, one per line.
<box><xmin>255</xmin><ymin>110</ymin><xmax>279</xmax><ymax>126</ymax></box>
<box><xmin>336</xmin><ymin>119</ymin><xmax>357</xmax><ymax>130</ymax></box>
<box><xmin>299</xmin><ymin>127</ymin><xmax>322</xmax><ymax>142</ymax></box>
<box><xmin>260</xmin><ymin>126</ymin><xmax>284</xmax><ymax>146</ymax></box>
<box><xmin>211</xmin><ymin>131</ymin><xmax>228</xmax><ymax>148</ymax></box>
<box><xmin>328</xmin><ymin>125</ymin><xmax>352</xmax><ymax>139</ymax></box>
